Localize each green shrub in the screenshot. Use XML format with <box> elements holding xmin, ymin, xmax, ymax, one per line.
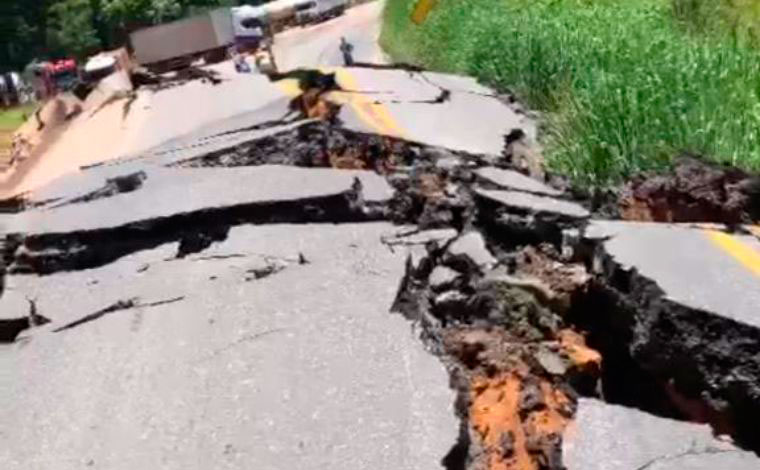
<box><xmin>381</xmin><ymin>0</ymin><xmax>760</xmax><ymax>185</ymax></box>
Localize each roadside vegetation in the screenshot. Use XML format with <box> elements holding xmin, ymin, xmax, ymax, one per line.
<box><xmin>0</xmin><ymin>104</ymin><xmax>37</xmax><ymax>133</ymax></box>
<box><xmin>381</xmin><ymin>0</ymin><xmax>760</xmax><ymax>184</ymax></box>
<box><xmin>0</xmin><ymin>104</ymin><xmax>37</xmax><ymax>165</ymax></box>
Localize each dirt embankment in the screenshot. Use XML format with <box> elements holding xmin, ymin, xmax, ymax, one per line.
<box><xmin>618</xmin><ymin>155</ymin><xmax>760</xmax><ymax>225</ymax></box>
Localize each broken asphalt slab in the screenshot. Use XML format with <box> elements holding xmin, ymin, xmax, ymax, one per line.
<box><xmin>130</xmin><ymin>65</ymin><xmax>300</xmax><ymax>156</ymax></box>
<box><xmin>4</xmin><ymin>165</ymin><xmax>393</xmax><ymax>273</ymax></box>
<box><xmin>22</xmin><ymin>118</ymin><xmax>311</xmax><ymax>208</ymax></box>
<box><xmin>9</xmin><ymin>165</ymin><xmax>392</xmax><ymax>235</ymax></box>
<box><xmin>475</xmin><ymin>166</ymin><xmax>562</xmax><ymax>197</ymax></box>
<box><xmin>475</xmin><ymin>188</ymin><xmax>591</xmax><ymax>220</ymax></box>
<box><xmin>580</xmin><ymin>219</ymin><xmax>760</xmax><ymax>451</ymax></box>
<box><xmin>585</xmin><ymin>220</ymin><xmax>760</xmax><ymax>326</ymax></box>
<box><xmin>0</xmin><ymin>223</ymin><xmax>458</xmax><ymax>470</ymax></box>
<box><xmin>2</xmin><ymin>223</ymin><xmax>401</xmax><ymax>329</ymax></box>
<box><xmin>332</xmin><ymin>67</ymin><xmax>535</xmax><ymax>157</ymax></box>
<box><xmin>563</xmin><ymin>399</ymin><xmax>760</xmax><ymax>470</ymax></box>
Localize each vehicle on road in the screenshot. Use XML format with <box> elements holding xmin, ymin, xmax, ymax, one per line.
<box><xmin>295</xmin><ymin>0</ymin><xmax>347</xmax><ymax>25</ymax></box>
<box><xmin>49</xmin><ymin>59</ymin><xmax>78</xmax><ymax>93</ymax></box>
<box><xmin>0</xmin><ymin>72</ymin><xmax>23</xmax><ymax>107</ymax></box>
<box><xmin>129</xmin><ymin>8</ymin><xmax>235</xmax><ymax>73</ymax></box>
<box><xmin>232</xmin><ymin>5</ymin><xmax>269</xmax><ymax>51</ymax></box>
<box><xmin>83</xmin><ymin>54</ymin><xmax>118</xmax><ymax>82</ymax></box>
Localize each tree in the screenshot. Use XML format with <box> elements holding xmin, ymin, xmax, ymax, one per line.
<box><xmin>0</xmin><ymin>0</ymin><xmax>49</xmax><ymax>72</ymax></box>
<box><xmin>0</xmin><ymin>0</ymin><xmax>239</xmax><ymax>70</ymax></box>
<box><xmin>101</xmin><ymin>0</ymin><xmax>181</xmax><ymax>30</ymax></box>
<box><xmin>48</xmin><ymin>0</ymin><xmax>102</xmax><ymax>59</ymax></box>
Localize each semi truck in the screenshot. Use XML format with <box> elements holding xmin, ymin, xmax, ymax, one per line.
<box><xmin>129</xmin><ymin>8</ymin><xmax>235</xmax><ymax>73</ymax></box>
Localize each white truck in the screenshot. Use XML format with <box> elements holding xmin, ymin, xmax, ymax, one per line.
<box><xmin>129</xmin><ymin>8</ymin><xmax>235</xmax><ymax>73</ymax></box>
<box><xmin>232</xmin><ymin>5</ymin><xmax>269</xmax><ymax>51</ymax></box>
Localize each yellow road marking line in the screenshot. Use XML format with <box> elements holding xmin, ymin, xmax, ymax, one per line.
<box><xmin>333</xmin><ymin>68</ymin><xmax>406</xmax><ymax>138</ymax></box>
<box><xmin>274</xmin><ymin>78</ymin><xmax>302</xmax><ymax>98</ymax></box>
<box><xmin>272</xmin><ymin>67</ymin><xmax>406</xmax><ymax>138</ymax></box>
<box><xmin>704</xmin><ymin>230</ymin><xmax>760</xmax><ymax>277</ymax></box>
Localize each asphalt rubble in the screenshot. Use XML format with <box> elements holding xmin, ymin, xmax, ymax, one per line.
<box><xmin>2</xmin><ymin>69</ymin><xmax>760</xmax><ymax>470</ymax></box>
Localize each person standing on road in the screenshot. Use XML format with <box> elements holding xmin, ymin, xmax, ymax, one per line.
<box><xmin>339</xmin><ymin>37</ymin><xmax>354</xmax><ymax>66</ymax></box>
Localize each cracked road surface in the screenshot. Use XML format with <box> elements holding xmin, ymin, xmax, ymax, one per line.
<box><xmin>3</xmin><ymin>2</ymin><xmax>760</xmax><ymax>470</ymax></box>
<box><xmin>1</xmin><ymin>224</ymin><xmax>456</xmax><ymax>469</ymax></box>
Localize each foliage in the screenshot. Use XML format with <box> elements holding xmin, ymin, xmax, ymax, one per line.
<box><xmin>0</xmin><ymin>104</ymin><xmax>38</xmax><ymax>132</ymax></box>
<box><xmin>101</xmin><ymin>0</ymin><xmax>182</xmax><ymax>30</ymax></box>
<box><xmin>673</xmin><ymin>0</ymin><xmax>760</xmax><ymax>45</ymax></box>
<box><xmin>0</xmin><ymin>1</ymin><xmax>48</xmax><ymax>72</ymax></box>
<box><xmin>48</xmin><ymin>0</ymin><xmax>102</xmax><ymax>59</ymax></box>
<box><xmin>381</xmin><ymin>0</ymin><xmax>760</xmax><ymax>184</ymax></box>
<box><xmin>0</xmin><ymin>0</ymin><xmax>234</xmax><ymax>72</ymax></box>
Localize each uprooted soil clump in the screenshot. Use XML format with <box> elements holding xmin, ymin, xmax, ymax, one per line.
<box><xmin>618</xmin><ymin>155</ymin><xmax>760</xmax><ymax>224</ymax></box>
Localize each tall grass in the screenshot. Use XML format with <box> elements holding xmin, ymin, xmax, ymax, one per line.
<box><xmin>381</xmin><ymin>0</ymin><xmax>760</xmax><ymax>185</ymax></box>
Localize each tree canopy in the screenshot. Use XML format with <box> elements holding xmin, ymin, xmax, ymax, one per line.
<box><xmin>0</xmin><ymin>0</ymin><xmax>240</xmax><ymax>72</ymax></box>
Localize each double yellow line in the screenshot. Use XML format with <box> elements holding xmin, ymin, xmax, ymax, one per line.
<box><xmin>274</xmin><ymin>67</ymin><xmax>406</xmax><ymax>138</ymax></box>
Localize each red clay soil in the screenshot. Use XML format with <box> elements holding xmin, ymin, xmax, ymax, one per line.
<box><xmin>445</xmin><ymin>327</ymin><xmax>601</xmax><ymax>470</ymax></box>
<box><xmin>619</xmin><ymin>156</ymin><xmax>760</xmax><ymax>224</ymax></box>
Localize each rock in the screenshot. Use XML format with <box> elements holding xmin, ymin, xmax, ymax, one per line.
<box><xmin>475</xmin><ymin>167</ymin><xmax>561</xmax><ymax>196</ymax></box>
<box><xmin>421</xmin><ymin>147</ymin><xmax>457</xmax><ymax>162</ymax></box>
<box><xmin>433</xmin><ymin>290</ymin><xmax>469</xmax><ymax>321</ymax></box>
<box><xmin>436</xmin><ymin>157</ymin><xmax>461</xmax><ymax>170</ymax></box>
<box><xmin>535</xmin><ymin>348</ymin><xmax>569</xmax><ymax>376</ymax></box>
<box><xmin>475</xmin><ymin>188</ymin><xmax>590</xmax><ymax>220</ymax></box>
<box><xmin>428</xmin><ymin>266</ymin><xmax>460</xmax><ymax>292</ymax></box>
<box><xmin>445</xmin><ymin>231</ymin><xmax>497</xmax><ymax>272</ymax></box>
<box><xmin>480</xmin><ymin>268</ymin><xmax>556</xmax><ymax>308</ymax></box>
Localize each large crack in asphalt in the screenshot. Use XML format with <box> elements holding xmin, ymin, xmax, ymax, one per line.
<box><xmin>4</xmin><ymin>183</ymin><xmax>374</xmax><ymax>275</ymax></box>
<box><xmin>3</xmin><ymin>70</ymin><xmax>760</xmax><ymax>469</ymax></box>
<box><xmin>572</xmin><ymin>239</ymin><xmax>760</xmax><ymax>453</ymax></box>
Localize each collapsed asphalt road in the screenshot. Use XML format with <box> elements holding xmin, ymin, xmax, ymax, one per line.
<box><xmin>4</xmin><ymin>6</ymin><xmax>760</xmax><ymax>470</ymax></box>
<box><xmin>3</xmin><ymin>66</ymin><xmax>760</xmax><ymax>470</ymax></box>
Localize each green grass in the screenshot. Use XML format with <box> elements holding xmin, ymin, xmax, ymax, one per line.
<box><xmin>0</xmin><ymin>104</ymin><xmax>37</xmax><ymax>132</ymax></box>
<box><xmin>381</xmin><ymin>0</ymin><xmax>760</xmax><ymax>185</ymax></box>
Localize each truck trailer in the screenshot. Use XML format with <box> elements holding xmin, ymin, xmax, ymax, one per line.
<box><xmin>129</xmin><ymin>8</ymin><xmax>235</xmax><ymax>73</ymax></box>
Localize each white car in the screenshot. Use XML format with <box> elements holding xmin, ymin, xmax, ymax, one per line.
<box><xmin>84</xmin><ymin>54</ymin><xmax>117</xmax><ymax>81</ymax></box>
